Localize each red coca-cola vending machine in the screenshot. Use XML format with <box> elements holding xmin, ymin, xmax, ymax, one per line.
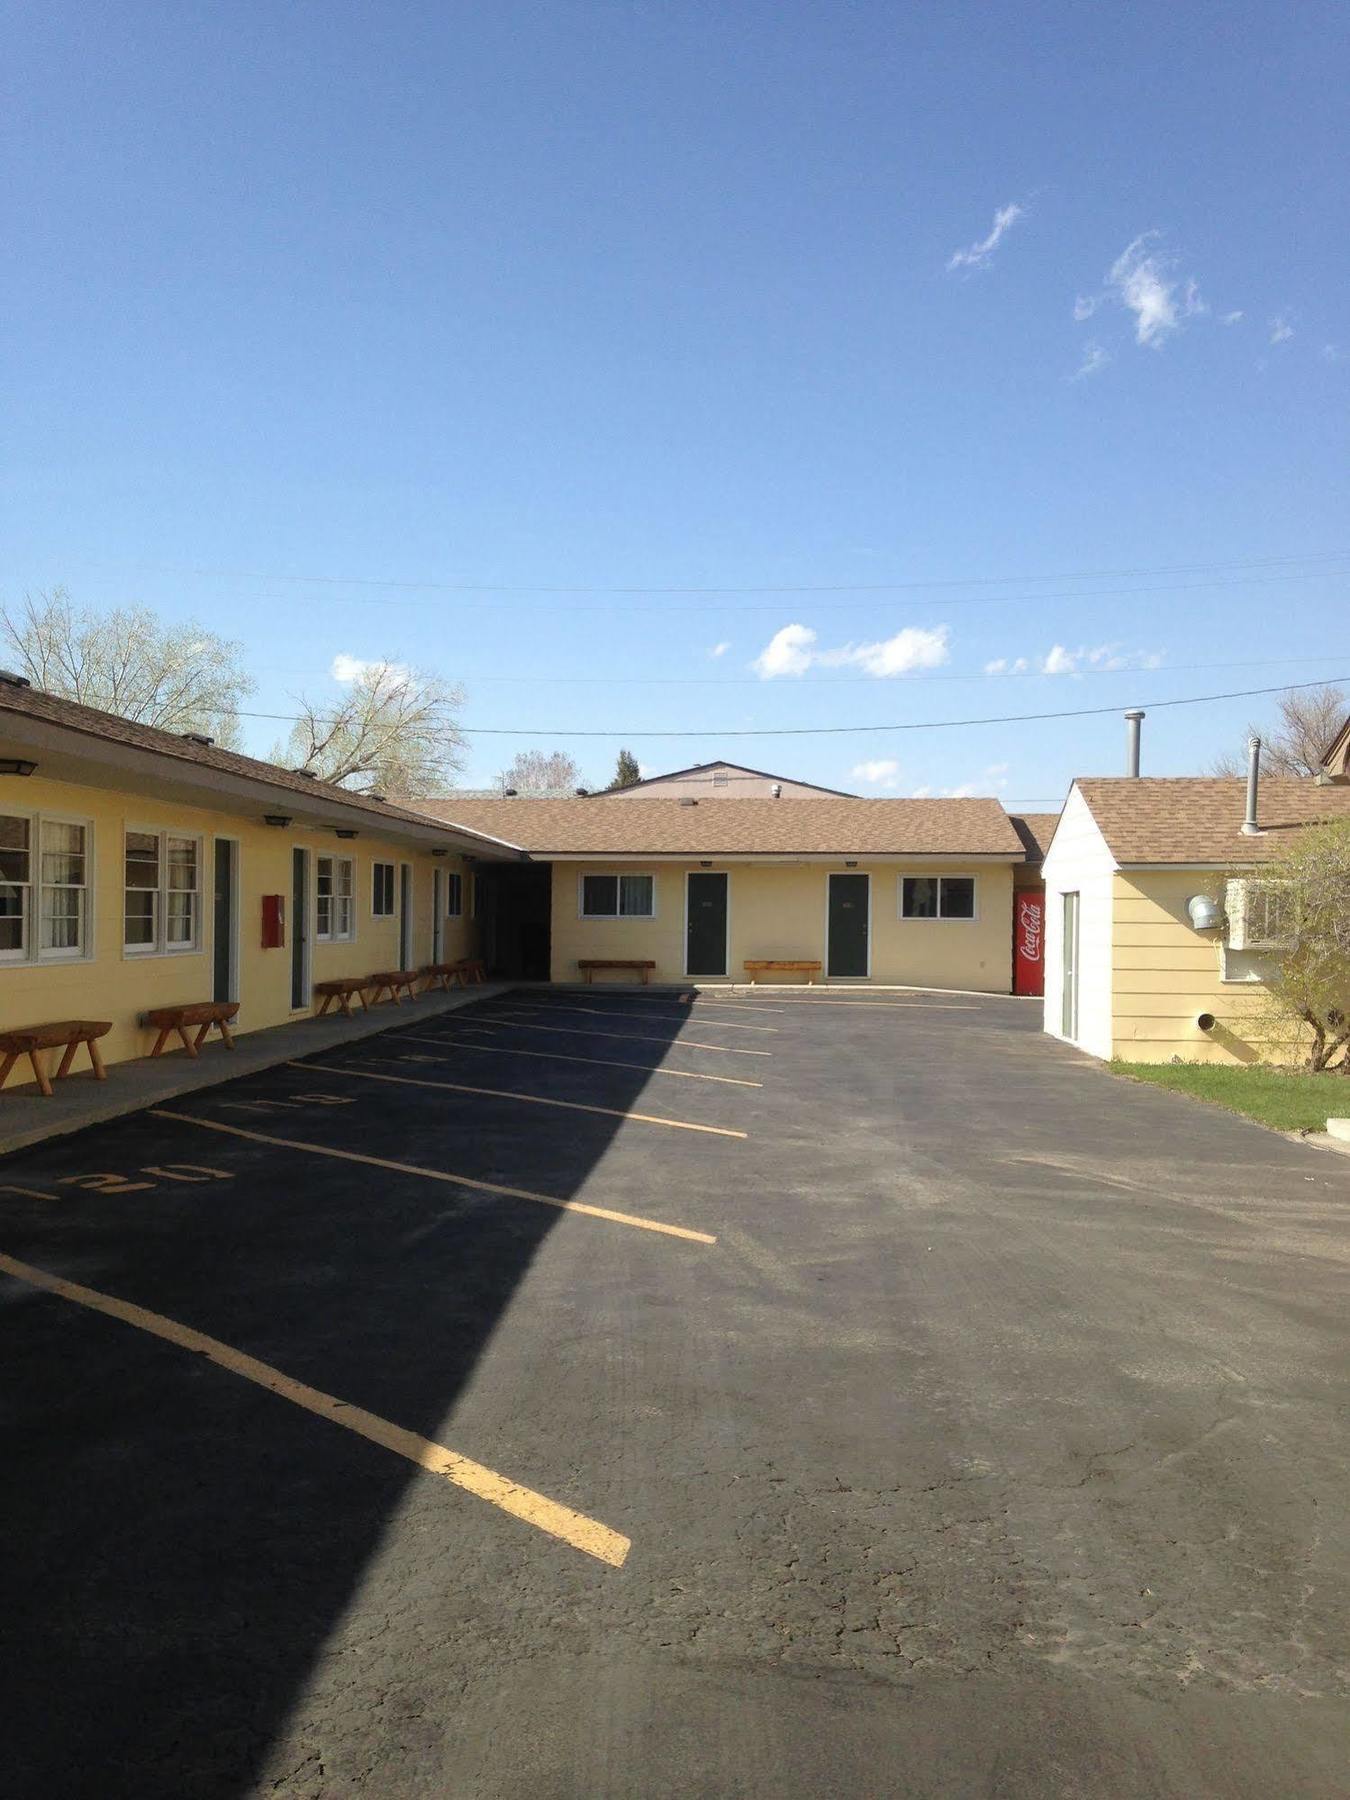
<box><xmin>1013</xmin><ymin>891</ymin><xmax>1045</xmax><ymax>997</ymax></box>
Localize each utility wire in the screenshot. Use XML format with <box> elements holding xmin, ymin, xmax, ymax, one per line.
<box><xmin>74</xmin><ymin>548</ymin><xmax>1350</xmax><ymax>600</ymax></box>
<box><xmin>226</xmin><ymin>674</ymin><xmax>1350</xmax><ymax>740</ymax></box>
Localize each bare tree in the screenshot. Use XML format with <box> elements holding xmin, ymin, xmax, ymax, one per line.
<box><xmin>1211</xmin><ymin>683</ymin><xmax>1346</xmax><ymax>777</ymax></box>
<box><xmin>498</xmin><ymin>749</ymin><xmax>584</xmax><ymax>793</ymax></box>
<box><xmin>275</xmin><ymin>660</ymin><xmax>466</xmax><ymax>792</ymax></box>
<box><xmin>1</xmin><ymin>587</ymin><xmax>254</xmax><ymax>749</ymax></box>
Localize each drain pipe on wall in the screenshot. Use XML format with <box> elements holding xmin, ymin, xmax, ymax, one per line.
<box><xmin>1241</xmin><ymin>735</ymin><xmax>1264</xmax><ymax>835</ymax></box>
<box><xmin>1124</xmin><ymin>709</ymin><xmax>1144</xmax><ymax>777</ymax></box>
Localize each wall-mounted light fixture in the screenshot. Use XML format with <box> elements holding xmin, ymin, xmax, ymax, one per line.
<box><xmin>699</xmin><ymin>860</ymin><xmax>712</xmax><ymax>868</ymax></box>
<box><xmin>0</xmin><ymin>758</ymin><xmax>37</xmax><ymax>776</ymax></box>
<box><xmin>844</xmin><ymin>859</ymin><xmax>858</xmax><ymax>869</ymax></box>
<box><xmin>431</xmin><ymin>847</ymin><xmax>447</xmax><ymax>857</ymax></box>
<box><xmin>335</xmin><ymin>828</ymin><xmax>358</xmax><ymax>840</ymax></box>
<box><xmin>263</xmin><ymin>814</ymin><xmax>293</xmax><ymax>828</ymax></box>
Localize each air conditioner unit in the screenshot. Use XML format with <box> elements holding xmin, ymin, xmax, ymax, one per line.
<box><xmin>1224</xmin><ymin>878</ymin><xmax>1292</xmax><ymax>951</ymax></box>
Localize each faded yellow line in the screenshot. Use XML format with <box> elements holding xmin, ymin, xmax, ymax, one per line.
<box><xmin>736</xmin><ymin>1000</ymin><xmax>978</xmax><ymax>1012</ymax></box>
<box><xmin>507</xmin><ymin>1002</ymin><xmax>776</xmax><ymax>1034</ymax></box>
<box><xmin>149</xmin><ymin>1109</ymin><xmax>717</xmax><ymax>1244</ymax></box>
<box><xmin>291</xmin><ymin>1061</ymin><xmax>747</xmax><ymax>1140</ymax></box>
<box><xmin>0</xmin><ymin>1250</ymin><xmax>629</xmax><ymax>1566</ymax></box>
<box><xmin>481</xmin><ymin>1015</ymin><xmax>771</xmax><ymax>1056</ymax></box>
<box><xmin>388</xmin><ymin>1032</ymin><xmax>763</xmax><ymax>1088</ymax></box>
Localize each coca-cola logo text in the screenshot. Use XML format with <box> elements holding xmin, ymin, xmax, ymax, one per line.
<box><xmin>1018</xmin><ymin>897</ymin><xmax>1042</xmax><ymax>962</ymax></box>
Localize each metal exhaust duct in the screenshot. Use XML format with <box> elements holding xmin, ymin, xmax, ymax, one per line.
<box><xmin>1241</xmin><ymin>735</ymin><xmax>1263</xmax><ymax>835</ymax></box>
<box><xmin>1124</xmin><ymin>709</ymin><xmax>1145</xmax><ymax>777</ymax></box>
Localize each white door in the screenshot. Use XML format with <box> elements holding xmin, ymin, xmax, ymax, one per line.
<box><xmin>1061</xmin><ymin>891</ymin><xmax>1080</xmax><ymax>1040</ymax></box>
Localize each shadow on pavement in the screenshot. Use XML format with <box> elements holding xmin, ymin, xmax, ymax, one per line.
<box><xmin>0</xmin><ymin>990</ymin><xmax>702</xmax><ymax>1799</ymax></box>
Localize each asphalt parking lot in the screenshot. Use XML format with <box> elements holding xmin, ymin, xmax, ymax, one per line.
<box><xmin>2</xmin><ymin>987</ymin><xmax>1348</xmax><ymax>1798</ymax></box>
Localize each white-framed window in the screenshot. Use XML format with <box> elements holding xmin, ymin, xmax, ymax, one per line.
<box><xmin>580</xmin><ymin>872</ymin><xmax>655</xmax><ymax>918</ymax></box>
<box><xmin>1</xmin><ymin>811</ymin><xmax>93</xmax><ymax>963</ymax></box>
<box><xmin>446</xmin><ymin>870</ymin><xmax>463</xmax><ymax>917</ymax></box>
<box><xmin>124</xmin><ymin>828</ymin><xmax>202</xmax><ymax>954</ymax></box>
<box><xmin>900</xmin><ymin>875</ymin><xmax>977</xmax><ymax>921</ymax></box>
<box><xmin>316</xmin><ymin>854</ymin><xmax>355</xmax><ymax>941</ymax></box>
<box><xmin>372</xmin><ymin>861</ymin><xmax>395</xmax><ymax>917</ymax></box>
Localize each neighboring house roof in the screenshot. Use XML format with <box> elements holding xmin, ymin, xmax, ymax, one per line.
<box><xmin>1319</xmin><ymin>713</ymin><xmax>1350</xmax><ymax>780</ymax></box>
<box><xmin>0</xmin><ymin>675</ymin><xmax>523</xmax><ymax>853</ymax></box>
<box><xmin>601</xmin><ymin>760</ymin><xmax>857</xmax><ymax>798</ymax></box>
<box><xmin>1007</xmin><ymin>812</ymin><xmax>1059</xmax><ymax>862</ymax></box>
<box><xmin>408</xmin><ymin>794</ymin><xmax>1023</xmax><ymax>857</ymax></box>
<box><xmin>1069</xmin><ymin>777</ymin><xmax>1350</xmax><ymax>865</ymax></box>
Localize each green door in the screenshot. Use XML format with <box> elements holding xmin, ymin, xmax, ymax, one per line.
<box><xmin>827</xmin><ymin>873</ymin><xmax>869</xmax><ymax>977</ymax></box>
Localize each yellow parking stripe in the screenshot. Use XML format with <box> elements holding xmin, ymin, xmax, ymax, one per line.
<box><xmin>291</xmin><ymin>1061</ymin><xmax>748</xmax><ymax>1139</ymax></box>
<box><xmin>506</xmin><ymin>1002</ymin><xmax>776</xmax><ymax>1034</ymax></box>
<box><xmin>481</xmin><ymin>1015</ymin><xmax>770</xmax><ymax>1056</ymax></box>
<box><xmin>740</xmin><ymin>1000</ymin><xmax>978</xmax><ymax>1011</ymax></box>
<box><xmin>387</xmin><ymin>1032</ymin><xmax>763</xmax><ymax>1087</ymax></box>
<box><xmin>149</xmin><ymin>1109</ymin><xmax>717</xmax><ymax>1244</ymax></box>
<box><xmin>0</xmin><ymin>1251</ymin><xmax>629</xmax><ymax>1567</ymax></box>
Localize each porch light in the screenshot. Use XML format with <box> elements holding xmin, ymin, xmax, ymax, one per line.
<box><xmin>431</xmin><ymin>848</ymin><xmax>447</xmax><ymax>856</ymax></box>
<box><xmin>0</xmin><ymin>758</ymin><xmax>37</xmax><ymax>776</ymax></box>
<box><xmin>844</xmin><ymin>860</ymin><xmax>858</xmax><ymax>869</ymax></box>
<box><xmin>700</xmin><ymin>860</ymin><xmax>712</xmax><ymax>868</ymax></box>
<box><xmin>263</xmin><ymin>814</ymin><xmax>293</xmax><ymax>828</ymax></box>
<box><xmin>335</xmin><ymin>828</ymin><xmax>358</xmax><ymax>839</ymax></box>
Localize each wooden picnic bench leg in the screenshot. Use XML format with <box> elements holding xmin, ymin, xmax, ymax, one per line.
<box><xmin>0</xmin><ymin>1050</ymin><xmax>19</xmax><ymax>1092</ymax></box>
<box><xmin>149</xmin><ymin>1027</ymin><xmax>171</xmax><ymax>1057</ymax></box>
<box><xmin>56</xmin><ymin>1039</ymin><xmax>81</xmax><ymax>1079</ymax></box>
<box><xmin>193</xmin><ymin>1021</ymin><xmax>212</xmax><ymax>1053</ymax></box>
<box><xmin>218</xmin><ymin>1017</ymin><xmax>237</xmax><ymax>1049</ymax></box>
<box><xmin>178</xmin><ymin>1025</ymin><xmax>199</xmax><ymax>1058</ymax></box>
<box><xmin>28</xmin><ymin>1049</ymin><xmax>54</xmax><ymax>1098</ymax></box>
<box><xmin>87</xmin><ymin>1036</ymin><xmax>107</xmax><ymax>1081</ymax></box>
<box><xmin>317</xmin><ymin>994</ymin><xmax>333</xmax><ymax>1017</ymax></box>
<box><xmin>357</xmin><ymin>987</ymin><xmax>370</xmax><ymax>1011</ymax></box>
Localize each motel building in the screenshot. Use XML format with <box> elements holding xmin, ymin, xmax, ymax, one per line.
<box><xmin>0</xmin><ymin>700</ymin><xmax>1053</xmax><ymax>1087</ymax></box>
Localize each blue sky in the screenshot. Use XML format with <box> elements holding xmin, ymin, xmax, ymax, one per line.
<box><xmin>5</xmin><ymin>0</ymin><xmax>1347</xmax><ymax>803</ymax></box>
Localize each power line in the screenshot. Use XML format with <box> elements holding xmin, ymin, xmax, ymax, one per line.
<box><xmin>73</xmin><ymin>549</ymin><xmax>1350</xmax><ymax>603</ymax></box>
<box><xmin>227</xmin><ymin>674</ymin><xmax>1350</xmax><ymax>739</ymax></box>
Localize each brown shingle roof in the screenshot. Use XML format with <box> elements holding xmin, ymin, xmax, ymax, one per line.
<box><xmin>408</xmin><ymin>794</ymin><xmax>1023</xmax><ymax>857</ymax></box>
<box><xmin>1073</xmin><ymin>777</ymin><xmax>1350</xmax><ymax>864</ymax></box>
<box><xmin>0</xmin><ymin>677</ymin><xmax>520</xmax><ymax>847</ymax></box>
<box><xmin>1008</xmin><ymin>812</ymin><xmax>1059</xmax><ymax>861</ymax></box>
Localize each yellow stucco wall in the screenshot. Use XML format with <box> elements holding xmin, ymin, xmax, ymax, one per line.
<box><xmin>549</xmin><ymin>861</ymin><xmax>1014</xmax><ymax>990</ymax></box>
<box><xmin>1110</xmin><ymin>871</ymin><xmax>1269</xmax><ymax>1064</ymax></box>
<box><xmin>1</xmin><ymin>774</ymin><xmax>476</xmax><ymax>1067</ymax></box>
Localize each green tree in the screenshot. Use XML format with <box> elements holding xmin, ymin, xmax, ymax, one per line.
<box><xmin>606</xmin><ymin>748</ymin><xmax>642</xmax><ymax>791</ymax></box>
<box><xmin>1249</xmin><ymin>818</ymin><xmax>1350</xmax><ymax>1072</ymax></box>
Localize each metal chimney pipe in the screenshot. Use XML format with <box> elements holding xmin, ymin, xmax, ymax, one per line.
<box><xmin>1124</xmin><ymin>709</ymin><xmax>1145</xmax><ymax>777</ymax></box>
<box><xmin>1241</xmin><ymin>735</ymin><xmax>1263</xmax><ymax>835</ymax></box>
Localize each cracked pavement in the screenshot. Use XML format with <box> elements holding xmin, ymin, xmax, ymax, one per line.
<box><xmin>1</xmin><ymin>988</ymin><xmax>1348</xmax><ymax>1796</ymax></box>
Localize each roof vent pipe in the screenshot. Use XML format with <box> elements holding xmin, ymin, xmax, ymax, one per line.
<box><xmin>1124</xmin><ymin>709</ymin><xmax>1145</xmax><ymax>777</ymax></box>
<box><xmin>1241</xmin><ymin>735</ymin><xmax>1263</xmax><ymax>835</ymax></box>
<box><xmin>771</xmin><ymin>782</ymin><xmax>782</xmax><ymax>798</ymax></box>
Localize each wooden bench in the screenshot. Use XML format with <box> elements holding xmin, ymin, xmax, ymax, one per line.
<box><xmin>365</xmin><ymin>969</ymin><xmax>421</xmax><ymax>1006</ymax></box>
<box><xmin>141</xmin><ymin>1000</ymin><xmax>240</xmax><ymax>1058</ymax></box>
<box><xmin>744</xmin><ymin>959</ymin><xmax>823</xmax><ymax>984</ymax></box>
<box><xmin>0</xmin><ymin>1020</ymin><xmax>112</xmax><ymax>1096</ymax></box>
<box><xmin>313</xmin><ymin>976</ymin><xmax>371</xmax><ymax>1017</ymax></box>
<box><xmin>577</xmin><ymin>958</ymin><xmax>657</xmax><ymax>985</ymax></box>
<box><xmin>455</xmin><ymin>957</ymin><xmax>487</xmax><ymax>985</ymax></box>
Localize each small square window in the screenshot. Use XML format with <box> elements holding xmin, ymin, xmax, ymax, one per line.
<box><xmin>901</xmin><ymin>875</ymin><xmax>977</xmax><ymax>920</ymax></box>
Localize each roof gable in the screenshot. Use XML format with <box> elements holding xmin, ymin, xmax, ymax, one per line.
<box><xmin>1072</xmin><ymin>776</ymin><xmax>1350</xmax><ymax>864</ymax></box>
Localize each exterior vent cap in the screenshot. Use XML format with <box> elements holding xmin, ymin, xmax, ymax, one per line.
<box><xmin>679</xmin><ymin>797</ymin><xmax>698</xmax><ymax>806</ymax></box>
<box><xmin>366</xmin><ymin>792</ymin><xmax>388</xmax><ymax>802</ymax></box>
<box><xmin>0</xmin><ymin>669</ymin><xmax>33</xmax><ymax>689</ymax></box>
<box><xmin>289</xmin><ymin>767</ymin><xmax>319</xmax><ymax>778</ymax></box>
<box><xmin>180</xmin><ymin>731</ymin><xmax>214</xmax><ymax>746</ymax></box>
<box><xmin>504</xmin><ymin>787</ymin><xmax>518</xmax><ymax>797</ymax></box>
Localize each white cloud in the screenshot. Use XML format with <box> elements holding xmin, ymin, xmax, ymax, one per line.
<box><xmin>1040</xmin><ymin>642</ymin><xmax>1164</xmax><ymax>676</ymax></box>
<box><xmin>751</xmin><ymin>623</ymin><xmax>950</xmax><ymax>680</ymax></box>
<box><xmin>1221</xmin><ymin>310</ymin><xmax>1244</xmax><ymax>325</ymax></box>
<box><xmin>1070</xmin><ymin>341</ymin><xmax>1110</xmax><ymax>381</ymax></box>
<box><xmin>751</xmin><ymin>623</ymin><xmax>817</xmax><ymax>678</ymax></box>
<box><xmin>331</xmin><ymin>652</ymin><xmax>405</xmax><ymax>683</ymax></box>
<box><xmin>947</xmin><ymin>202</ymin><xmax>1024</xmax><ymax>272</ymax></box>
<box><xmin>1079</xmin><ymin>235</ymin><xmax>1207</xmax><ymax>350</ymax></box>
<box><xmin>708</xmin><ymin>641</ymin><xmax>732</xmax><ymax>658</ymax></box>
<box><xmin>1269</xmin><ymin>313</ymin><xmax>1295</xmax><ymax>345</ymax></box>
<box><xmin>1322</xmin><ymin>343</ymin><xmax>1344</xmax><ymax>364</ymax></box>
<box><xmin>983</xmin><ymin>656</ymin><xmax>1030</xmax><ymax>675</ymax></box>
<box><xmin>851</xmin><ymin>758</ymin><xmax>902</xmax><ymax>789</ymax></box>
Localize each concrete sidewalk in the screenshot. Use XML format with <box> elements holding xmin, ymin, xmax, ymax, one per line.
<box><xmin>0</xmin><ymin>981</ymin><xmax>515</xmax><ymax>1156</ymax></box>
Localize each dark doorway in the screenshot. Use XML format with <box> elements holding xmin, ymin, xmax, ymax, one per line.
<box><xmin>476</xmin><ymin>861</ymin><xmax>552</xmax><ymax>979</ymax></box>
<box><xmin>213</xmin><ymin>839</ymin><xmax>237</xmax><ymax>1004</ymax></box>
<box><xmin>290</xmin><ymin>847</ymin><xmax>310</xmax><ymax>1009</ymax></box>
<box><xmin>686</xmin><ymin>871</ymin><xmax>728</xmax><ymax>977</ymax></box>
<box><xmin>827</xmin><ymin>872</ymin><xmax>869</xmax><ymax>978</ymax></box>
